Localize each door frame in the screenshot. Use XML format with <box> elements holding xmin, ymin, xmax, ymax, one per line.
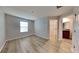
<box><xmin>48</xmin><ymin>16</ymin><xmax>60</xmax><ymax>52</ymax></box>
<box><xmin>59</xmin><ymin>12</ymin><xmax>75</xmax><ymax>52</ymax></box>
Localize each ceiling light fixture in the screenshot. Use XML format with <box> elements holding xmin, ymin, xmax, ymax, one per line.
<box><xmin>63</xmin><ymin>18</ymin><xmax>70</xmax><ymax>23</ymax></box>
<box><xmin>56</xmin><ymin>6</ymin><xmax>63</xmax><ymax>9</ymax></box>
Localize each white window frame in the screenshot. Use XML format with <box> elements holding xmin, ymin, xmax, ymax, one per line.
<box><xmin>20</xmin><ymin>21</ymin><xmax>28</xmax><ymax>32</ymax></box>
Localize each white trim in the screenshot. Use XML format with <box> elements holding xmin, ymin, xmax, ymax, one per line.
<box><xmin>6</xmin><ymin>34</ymin><xmax>34</xmax><ymax>41</ymax></box>
<box><xmin>0</xmin><ymin>41</ymin><xmax>6</xmax><ymax>52</ymax></box>
<box><xmin>34</xmin><ymin>33</ymin><xmax>49</xmax><ymax>40</ymax></box>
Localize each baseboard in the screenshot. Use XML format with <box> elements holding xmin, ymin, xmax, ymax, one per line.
<box><xmin>0</xmin><ymin>41</ymin><xmax>6</xmax><ymax>52</ymax></box>
<box><xmin>6</xmin><ymin>34</ymin><xmax>34</xmax><ymax>42</ymax></box>
<box><xmin>34</xmin><ymin>34</ymin><xmax>49</xmax><ymax>40</ymax></box>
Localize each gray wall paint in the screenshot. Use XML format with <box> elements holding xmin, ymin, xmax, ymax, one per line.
<box><xmin>5</xmin><ymin>14</ymin><xmax>34</xmax><ymax>40</ymax></box>
<box><xmin>0</xmin><ymin>9</ymin><xmax>5</xmax><ymax>51</ymax></box>
<box><xmin>34</xmin><ymin>17</ymin><xmax>49</xmax><ymax>39</ymax></box>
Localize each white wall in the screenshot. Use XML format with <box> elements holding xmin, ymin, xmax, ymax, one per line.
<box><xmin>34</xmin><ymin>17</ymin><xmax>49</xmax><ymax>39</ymax></box>
<box><xmin>0</xmin><ymin>8</ymin><xmax>6</xmax><ymax>51</ymax></box>
<box><xmin>5</xmin><ymin>14</ymin><xmax>34</xmax><ymax>40</ymax></box>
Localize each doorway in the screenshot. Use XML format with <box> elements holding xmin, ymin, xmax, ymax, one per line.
<box><xmin>59</xmin><ymin>15</ymin><xmax>74</xmax><ymax>53</ymax></box>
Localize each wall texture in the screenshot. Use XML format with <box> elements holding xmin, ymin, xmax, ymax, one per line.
<box><xmin>34</xmin><ymin>17</ymin><xmax>49</xmax><ymax>39</ymax></box>
<box><xmin>5</xmin><ymin>14</ymin><xmax>34</xmax><ymax>40</ymax></box>
<box><xmin>0</xmin><ymin>8</ymin><xmax>5</xmax><ymax>51</ymax></box>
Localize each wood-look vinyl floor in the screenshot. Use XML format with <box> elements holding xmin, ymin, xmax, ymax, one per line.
<box><xmin>59</xmin><ymin>39</ymin><xmax>72</xmax><ymax>53</ymax></box>
<box><xmin>1</xmin><ymin>35</ymin><xmax>50</xmax><ymax>53</ymax></box>
<box><xmin>1</xmin><ymin>35</ymin><xmax>72</xmax><ymax>53</ymax></box>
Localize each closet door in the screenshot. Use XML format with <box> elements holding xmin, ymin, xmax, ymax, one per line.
<box><xmin>49</xmin><ymin>19</ymin><xmax>58</xmax><ymax>52</ymax></box>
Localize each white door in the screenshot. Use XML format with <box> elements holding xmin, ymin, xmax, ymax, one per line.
<box><xmin>49</xmin><ymin>19</ymin><xmax>58</xmax><ymax>52</ymax></box>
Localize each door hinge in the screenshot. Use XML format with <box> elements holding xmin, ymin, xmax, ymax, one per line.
<box><xmin>74</xmin><ymin>30</ymin><xmax>76</xmax><ymax>32</ymax></box>
<box><xmin>75</xmin><ymin>14</ymin><xmax>77</xmax><ymax>16</ymax></box>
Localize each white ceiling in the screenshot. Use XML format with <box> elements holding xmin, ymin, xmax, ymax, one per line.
<box><xmin>2</xmin><ymin>6</ymin><xmax>74</xmax><ymax>20</ymax></box>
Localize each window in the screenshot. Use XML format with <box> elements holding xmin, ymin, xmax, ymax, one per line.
<box><xmin>20</xmin><ymin>21</ymin><xmax>28</xmax><ymax>32</ymax></box>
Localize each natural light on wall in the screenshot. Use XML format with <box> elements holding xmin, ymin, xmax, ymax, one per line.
<box><xmin>63</xmin><ymin>18</ymin><xmax>70</xmax><ymax>23</ymax></box>
<box><xmin>20</xmin><ymin>21</ymin><xmax>28</xmax><ymax>32</ymax></box>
